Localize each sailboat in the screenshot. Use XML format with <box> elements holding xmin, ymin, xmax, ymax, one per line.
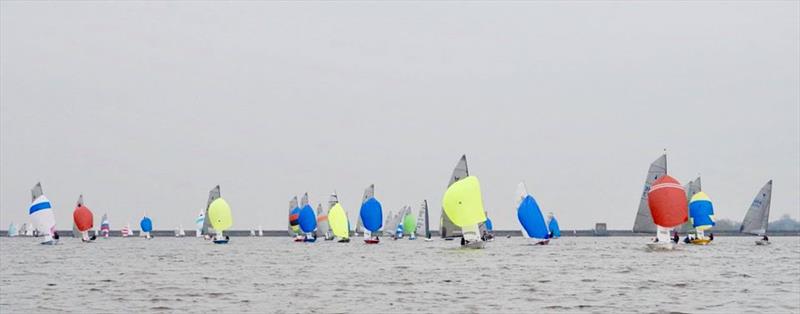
<box><xmin>207</xmin><ymin>185</ymin><xmax>233</xmax><ymax>244</ymax></box>
<box><xmin>121</xmin><ymin>223</ymin><xmax>131</xmax><ymax>237</ymax></box>
<box><xmin>358</xmin><ymin>185</ymin><xmax>376</xmax><ymax>239</ymax></box>
<box><xmin>633</xmin><ymin>154</ymin><xmax>667</xmax><ymax>233</ymax></box>
<box><xmin>360</xmin><ymin>184</ymin><xmax>383</xmax><ymax>244</ymax></box>
<box><xmin>298</xmin><ymin>193</ymin><xmax>318</xmax><ymax>242</ymax></box>
<box><xmin>740</xmin><ymin>180</ymin><xmax>773</xmax><ymax>245</ymax></box>
<box><xmin>479</xmin><ymin>212</ymin><xmax>495</xmax><ymax>241</ymax></box>
<box><xmin>140</xmin><ymin>215</ymin><xmax>153</xmax><ymax>239</ymax></box>
<box><xmin>288</xmin><ymin>196</ymin><xmax>303</xmax><ymax>242</ymax></box>
<box><xmin>680</xmin><ymin>176</ymin><xmax>703</xmax><ymax>232</ymax></box>
<box><xmin>547</xmin><ymin>213</ymin><xmax>561</xmax><ymax>239</ymax></box>
<box><xmin>516</xmin><ymin>182</ymin><xmax>549</xmax><ymax>245</ymax></box>
<box><xmin>315</xmin><ymin>203</ymin><xmax>333</xmax><ymax>241</ymax></box>
<box><xmin>441</xmin><ymin>156</ymin><xmax>467</xmax><ymax>240</ymax></box>
<box><xmin>249</xmin><ymin>229</ymin><xmax>255</xmax><ymax>237</ymax></box>
<box><xmin>393</xmin><ymin>208</ymin><xmax>406</xmax><ymax>239</ymax></box>
<box><xmin>29</xmin><ymin>183</ymin><xmax>58</xmax><ymax>245</ymax></box>
<box><xmin>73</xmin><ymin>195</ymin><xmax>95</xmax><ymax>242</ymax></box>
<box><xmin>175</xmin><ymin>225</ymin><xmax>186</xmax><ymax>237</ymax></box>
<box><xmin>258</xmin><ymin>226</ymin><xmax>263</xmax><ymax>237</ymax></box>
<box><xmin>7</xmin><ymin>223</ymin><xmax>18</xmax><ymax>237</ymax></box>
<box><xmin>195</xmin><ymin>210</ymin><xmax>205</xmax><ymax>238</ymax></box>
<box><xmin>100</xmin><ymin>214</ymin><xmax>110</xmax><ymax>238</ymax></box>
<box><xmin>442</xmin><ymin>155</ymin><xmax>487</xmax><ymax>249</ymax></box>
<box><xmin>646</xmin><ymin>175</ymin><xmax>689</xmax><ymax>250</ymax></box>
<box><xmin>403</xmin><ymin>207</ymin><xmax>417</xmax><ymax>240</ymax></box>
<box><xmin>687</xmin><ymin>192</ymin><xmax>715</xmax><ymax>245</ymax></box>
<box><xmin>201</xmin><ymin>186</ymin><xmax>220</xmax><ymax>240</ymax></box>
<box><xmin>415</xmin><ymin>200</ymin><xmax>432</xmax><ymax>241</ymax></box>
<box><xmin>328</xmin><ymin>192</ymin><xmax>350</xmax><ymax>243</ymax></box>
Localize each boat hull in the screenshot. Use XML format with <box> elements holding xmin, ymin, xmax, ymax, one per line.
<box><xmin>40</xmin><ymin>240</ymin><xmax>58</xmax><ymax>245</ymax></box>
<box><xmin>213</xmin><ymin>239</ymin><xmax>229</xmax><ymax>244</ymax></box>
<box><xmin>337</xmin><ymin>238</ymin><xmax>350</xmax><ymax>243</ymax></box>
<box><xmin>364</xmin><ymin>239</ymin><xmax>380</xmax><ymax>244</ymax></box>
<box><xmin>461</xmin><ymin>241</ymin><xmax>486</xmax><ymax>249</ymax></box>
<box><xmin>755</xmin><ymin>240</ymin><xmax>771</xmax><ymax>246</ymax></box>
<box><xmin>690</xmin><ymin>239</ymin><xmax>712</xmax><ymax>245</ymax></box>
<box><xmin>534</xmin><ymin>239</ymin><xmax>550</xmax><ymax>246</ymax></box>
<box><xmin>304</xmin><ymin>238</ymin><xmax>317</xmax><ymax>243</ymax></box>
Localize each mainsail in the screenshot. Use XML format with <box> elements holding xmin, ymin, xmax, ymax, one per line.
<box><xmin>315</xmin><ymin>203</ymin><xmax>330</xmax><ymax>238</ymax></box>
<box><xmin>356</xmin><ymin>185</ymin><xmax>374</xmax><ymax>235</ymax></box>
<box><xmin>679</xmin><ymin>176</ymin><xmax>702</xmax><ymax>232</ymax></box>
<box><xmin>415</xmin><ymin>200</ymin><xmax>430</xmax><ymax>238</ymax></box>
<box><xmin>441</xmin><ymin>155</ymin><xmax>467</xmax><ymax>238</ymax></box>
<box><xmin>633</xmin><ymin>154</ymin><xmax>667</xmax><ymax>233</ymax></box>
<box><xmin>740</xmin><ymin>180</ymin><xmax>772</xmax><ymax>235</ymax></box>
<box><xmin>202</xmin><ymin>186</ymin><xmax>221</xmax><ymax>235</ymax></box>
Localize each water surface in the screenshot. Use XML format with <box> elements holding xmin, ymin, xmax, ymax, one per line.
<box><xmin>1</xmin><ymin>236</ymin><xmax>798</xmax><ymax>313</ymax></box>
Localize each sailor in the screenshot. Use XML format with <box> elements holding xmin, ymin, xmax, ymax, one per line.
<box><xmin>481</xmin><ymin>230</ymin><xmax>488</xmax><ymax>241</ymax></box>
<box><xmin>709</xmin><ymin>233</ymin><xmax>714</xmax><ymax>241</ymax></box>
<box><xmin>683</xmin><ymin>236</ymin><xmax>691</xmax><ymax>244</ymax></box>
<box><xmin>52</xmin><ymin>231</ymin><xmax>60</xmax><ymax>240</ymax></box>
<box><xmin>672</xmin><ymin>232</ymin><xmax>679</xmax><ymax>244</ymax></box>
<box><xmin>460</xmin><ymin>236</ymin><xmax>466</xmax><ymax>246</ymax></box>
<box><xmin>762</xmin><ymin>235</ymin><xmax>769</xmax><ymax>241</ymax></box>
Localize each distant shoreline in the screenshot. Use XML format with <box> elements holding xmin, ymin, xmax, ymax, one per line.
<box><xmin>2</xmin><ymin>230</ymin><xmax>798</xmax><ymax>237</ymax></box>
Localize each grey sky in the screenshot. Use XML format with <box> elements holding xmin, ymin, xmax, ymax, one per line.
<box><xmin>2</xmin><ymin>1</ymin><xmax>798</xmax><ymax>231</ymax></box>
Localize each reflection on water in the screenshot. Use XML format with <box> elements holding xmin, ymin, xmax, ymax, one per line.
<box><xmin>1</xmin><ymin>237</ymin><xmax>798</xmax><ymax>313</ymax></box>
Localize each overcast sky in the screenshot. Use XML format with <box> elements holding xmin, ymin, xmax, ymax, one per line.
<box><xmin>2</xmin><ymin>1</ymin><xmax>798</xmax><ymax>231</ymax></box>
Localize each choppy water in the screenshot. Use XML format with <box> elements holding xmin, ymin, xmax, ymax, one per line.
<box><xmin>1</xmin><ymin>236</ymin><xmax>799</xmax><ymax>313</ymax></box>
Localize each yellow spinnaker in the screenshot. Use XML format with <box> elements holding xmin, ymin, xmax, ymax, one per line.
<box><xmin>442</xmin><ymin>176</ymin><xmax>486</xmax><ymax>227</ymax></box>
<box><xmin>208</xmin><ymin>198</ymin><xmax>233</xmax><ymax>231</ymax></box>
<box><xmin>327</xmin><ymin>203</ymin><xmax>349</xmax><ymax>239</ymax></box>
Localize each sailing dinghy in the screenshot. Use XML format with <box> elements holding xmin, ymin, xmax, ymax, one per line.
<box><xmin>8</xmin><ymin>223</ymin><xmax>18</xmax><ymax>237</ymax></box>
<box><xmin>207</xmin><ymin>185</ymin><xmax>233</xmax><ymax>244</ymax></box>
<box><xmin>740</xmin><ymin>180</ymin><xmax>773</xmax><ymax>245</ymax></box>
<box><xmin>516</xmin><ymin>182</ymin><xmax>550</xmax><ymax>245</ymax></box>
<box><xmin>403</xmin><ymin>208</ymin><xmax>416</xmax><ymax>240</ymax></box>
<box><xmin>416</xmin><ymin>200</ymin><xmax>432</xmax><ymax>242</ymax></box>
<box><xmin>688</xmin><ymin>192</ymin><xmax>715</xmax><ymax>245</ymax></box>
<box><xmin>442</xmin><ymin>155</ymin><xmax>487</xmax><ymax>249</ymax></box>
<box><xmin>646</xmin><ymin>175</ymin><xmax>688</xmax><ymax>251</ymax></box>
<box><xmin>73</xmin><ymin>195</ymin><xmax>95</xmax><ymax>242</ymax></box>
<box><xmin>360</xmin><ymin>184</ymin><xmax>383</xmax><ymax>244</ymax></box>
<box><xmin>100</xmin><ymin>214</ymin><xmax>110</xmax><ymax>238</ymax></box>
<box><xmin>140</xmin><ymin>215</ymin><xmax>153</xmax><ymax>239</ymax></box>
<box><xmin>298</xmin><ymin>193</ymin><xmax>318</xmax><ymax>242</ymax></box>
<box><xmin>195</xmin><ymin>210</ymin><xmax>205</xmax><ymax>237</ymax></box>
<box><xmin>327</xmin><ymin>192</ymin><xmax>351</xmax><ymax>243</ymax></box>
<box><xmin>441</xmin><ymin>156</ymin><xmax>467</xmax><ymax>240</ymax></box>
<box><xmin>288</xmin><ymin>196</ymin><xmax>303</xmax><ymax>242</ymax></box>
<box><xmin>29</xmin><ymin>183</ymin><xmax>58</xmax><ymax>245</ymax></box>
<box><xmin>316</xmin><ymin>203</ymin><xmax>333</xmax><ymax>241</ymax></box>
<box><xmin>547</xmin><ymin>213</ymin><xmax>561</xmax><ymax>239</ymax></box>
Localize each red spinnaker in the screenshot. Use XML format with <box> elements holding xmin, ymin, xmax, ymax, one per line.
<box><xmin>73</xmin><ymin>206</ymin><xmax>94</xmax><ymax>231</ymax></box>
<box><xmin>647</xmin><ymin>175</ymin><xmax>688</xmax><ymax>228</ymax></box>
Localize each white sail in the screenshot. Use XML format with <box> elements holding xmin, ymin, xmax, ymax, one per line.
<box><xmin>29</xmin><ymin>183</ymin><xmax>56</xmax><ymax>242</ymax></box>
<box><xmin>441</xmin><ymin>155</ymin><xmax>467</xmax><ymax>238</ymax></box>
<box><xmin>315</xmin><ymin>203</ymin><xmax>330</xmax><ymax>238</ymax></box>
<box><xmin>633</xmin><ymin>154</ymin><xmax>667</xmax><ymax>233</ymax></box>
<box><xmin>740</xmin><ymin>180</ymin><xmax>773</xmax><ymax>235</ymax></box>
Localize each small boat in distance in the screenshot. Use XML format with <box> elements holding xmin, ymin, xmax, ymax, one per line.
<box><xmin>175</xmin><ymin>225</ymin><xmax>186</xmax><ymax>237</ymax></box>
<box><xmin>207</xmin><ymin>185</ymin><xmax>233</xmax><ymax>244</ymax></box>
<box><xmin>516</xmin><ymin>182</ymin><xmax>549</xmax><ymax>245</ymax></box>
<box><xmin>360</xmin><ymin>184</ymin><xmax>383</xmax><ymax>244</ymax></box>
<box><xmin>327</xmin><ymin>192</ymin><xmax>350</xmax><ymax>243</ymax></box>
<box><xmin>298</xmin><ymin>193</ymin><xmax>318</xmax><ymax>242</ymax></box>
<box><xmin>688</xmin><ymin>192</ymin><xmax>715</xmax><ymax>245</ymax></box>
<box><xmin>29</xmin><ymin>183</ymin><xmax>58</xmax><ymax>245</ymax></box>
<box><xmin>442</xmin><ymin>155</ymin><xmax>487</xmax><ymax>249</ymax></box>
<box><xmin>547</xmin><ymin>212</ymin><xmax>560</xmax><ymax>240</ymax></box>
<box><xmin>7</xmin><ymin>223</ymin><xmax>18</xmax><ymax>237</ymax></box>
<box><xmin>403</xmin><ymin>207</ymin><xmax>416</xmax><ymax>240</ymax></box>
<box><xmin>288</xmin><ymin>196</ymin><xmax>303</xmax><ymax>242</ymax></box>
<box><xmin>100</xmin><ymin>214</ymin><xmax>110</xmax><ymax>238</ymax></box>
<box><xmin>140</xmin><ymin>215</ymin><xmax>153</xmax><ymax>239</ymax></box>
<box><xmin>195</xmin><ymin>210</ymin><xmax>205</xmax><ymax>238</ymax></box>
<box><xmin>646</xmin><ymin>175</ymin><xmax>689</xmax><ymax>251</ymax></box>
<box><xmin>121</xmin><ymin>224</ymin><xmax>131</xmax><ymax>237</ymax></box>
<box><xmin>740</xmin><ymin>180</ymin><xmax>773</xmax><ymax>245</ymax></box>
<box><xmin>315</xmin><ymin>203</ymin><xmax>333</xmax><ymax>241</ymax></box>
<box><xmin>73</xmin><ymin>195</ymin><xmax>95</xmax><ymax>242</ymax></box>
<box><xmin>416</xmin><ymin>200</ymin><xmax>432</xmax><ymax>242</ymax></box>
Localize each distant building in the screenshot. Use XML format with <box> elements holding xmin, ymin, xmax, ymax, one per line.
<box><xmin>594</xmin><ymin>223</ymin><xmax>608</xmax><ymax>236</ymax></box>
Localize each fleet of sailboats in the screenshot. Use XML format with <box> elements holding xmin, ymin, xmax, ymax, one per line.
<box><xmin>8</xmin><ymin>156</ymin><xmax>783</xmax><ymax>250</ymax></box>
